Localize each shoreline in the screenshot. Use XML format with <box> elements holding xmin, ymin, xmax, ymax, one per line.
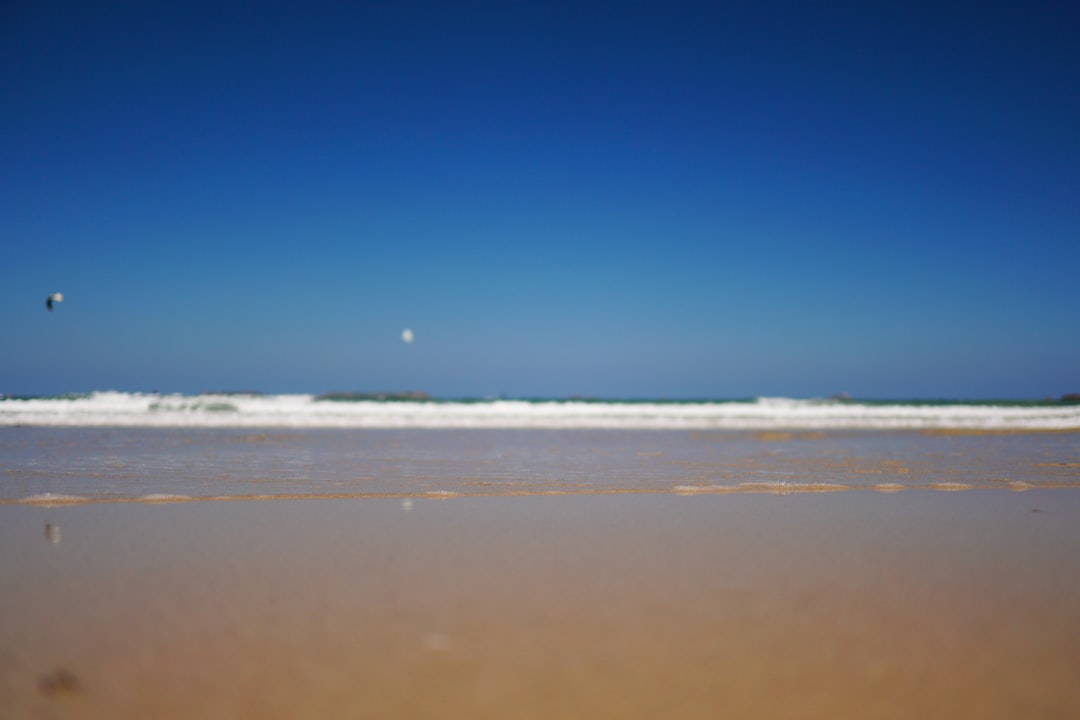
<box><xmin>4</xmin><ymin>479</ymin><xmax>1078</xmax><ymax>506</ymax></box>
<box><xmin>4</xmin><ymin>427</ymin><xmax>1077</xmax><ymax>504</ymax></box>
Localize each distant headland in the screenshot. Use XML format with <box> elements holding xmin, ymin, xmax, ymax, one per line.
<box><xmin>317</xmin><ymin>391</ymin><xmax>431</xmax><ymax>402</ymax></box>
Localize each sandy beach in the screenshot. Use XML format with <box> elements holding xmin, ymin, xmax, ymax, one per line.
<box><xmin>3</xmin><ymin>457</ymin><xmax>1079</xmax><ymax>718</ymax></box>
<box><xmin>6</xmin><ymin>0</ymin><xmax>1078</xmax><ymax>713</ymax></box>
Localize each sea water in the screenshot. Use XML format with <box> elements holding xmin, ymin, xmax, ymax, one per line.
<box><xmin>3</xmin><ymin>392</ymin><xmax>1079</xmax><ymax>429</ymax></box>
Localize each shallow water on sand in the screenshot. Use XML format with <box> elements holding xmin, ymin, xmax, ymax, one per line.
<box><xmin>2</xmin><ymin>428</ymin><xmax>1078</xmax><ymax>503</ymax></box>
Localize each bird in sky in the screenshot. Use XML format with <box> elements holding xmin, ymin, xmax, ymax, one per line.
<box><xmin>46</xmin><ymin>293</ymin><xmax>63</xmax><ymax>311</ymax></box>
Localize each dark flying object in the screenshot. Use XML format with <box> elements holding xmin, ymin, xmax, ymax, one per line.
<box><xmin>46</xmin><ymin>293</ymin><xmax>63</xmax><ymax>311</ymax></box>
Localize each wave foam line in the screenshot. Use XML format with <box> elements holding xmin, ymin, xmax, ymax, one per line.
<box><xmin>16</xmin><ymin>493</ymin><xmax>90</xmax><ymax>505</ymax></box>
<box><xmin>2</xmin><ymin>392</ymin><xmax>1079</xmax><ymax>430</ymax></box>
<box><xmin>4</xmin><ymin>482</ymin><xmax>1072</xmax><ymax>506</ymax></box>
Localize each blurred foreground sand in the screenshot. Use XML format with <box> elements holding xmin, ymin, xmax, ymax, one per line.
<box><xmin>2</xmin><ymin>490</ymin><xmax>1079</xmax><ymax>719</ymax></box>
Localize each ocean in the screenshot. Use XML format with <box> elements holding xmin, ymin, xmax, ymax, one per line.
<box><xmin>3</xmin><ymin>391</ymin><xmax>1079</xmax><ymax>429</ymax></box>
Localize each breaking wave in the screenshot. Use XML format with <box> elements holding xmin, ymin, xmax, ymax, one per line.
<box><xmin>1</xmin><ymin>392</ymin><xmax>1078</xmax><ymax>430</ymax></box>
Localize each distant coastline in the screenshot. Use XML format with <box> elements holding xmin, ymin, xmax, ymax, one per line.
<box><xmin>317</xmin><ymin>391</ymin><xmax>431</xmax><ymax>402</ymax></box>
<box><xmin>1</xmin><ymin>391</ymin><xmax>1079</xmax><ymax>405</ymax></box>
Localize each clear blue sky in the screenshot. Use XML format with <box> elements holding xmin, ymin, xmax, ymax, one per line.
<box><xmin>2</xmin><ymin>0</ymin><xmax>1078</xmax><ymax>398</ymax></box>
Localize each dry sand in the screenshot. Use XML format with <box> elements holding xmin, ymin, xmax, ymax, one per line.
<box><xmin>2</xmin><ymin>488</ymin><xmax>1079</xmax><ymax>719</ymax></box>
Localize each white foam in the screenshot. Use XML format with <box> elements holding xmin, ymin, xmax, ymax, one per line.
<box><xmin>17</xmin><ymin>493</ymin><xmax>88</xmax><ymax>505</ymax></box>
<box><xmin>673</xmin><ymin>484</ymin><xmax>734</xmax><ymax>495</ymax></box>
<box><xmin>1</xmin><ymin>393</ymin><xmax>1078</xmax><ymax>430</ymax></box>
<box><xmin>139</xmin><ymin>493</ymin><xmax>194</xmax><ymax>503</ymax></box>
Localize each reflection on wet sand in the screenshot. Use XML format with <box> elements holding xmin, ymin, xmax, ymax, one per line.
<box><xmin>44</xmin><ymin>523</ymin><xmax>61</xmax><ymax>544</ymax></box>
<box><xmin>3</xmin><ymin>429</ymin><xmax>1077</xmax><ymax>503</ymax></box>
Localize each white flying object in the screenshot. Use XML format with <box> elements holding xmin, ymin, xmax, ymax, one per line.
<box><xmin>401</xmin><ymin>328</ymin><xmax>414</xmax><ymax>344</ymax></box>
<box><xmin>46</xmin><ymin>293</ymin><xmax>63</xmax><ymax>311</ymax></box>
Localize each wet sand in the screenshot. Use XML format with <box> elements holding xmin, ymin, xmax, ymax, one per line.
<box><xmin>3</xmin><ymin>428</ymin><xmax>1079</xmax><ymax>502</ymax></box>
<box><xmin>3</xmin><ymin>489</ymin><xmax>1079</xmax><ymax>719</ymax></box>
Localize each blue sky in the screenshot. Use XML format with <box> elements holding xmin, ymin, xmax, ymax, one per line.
<box><xmin>2</xmin><ymin>0</ymin><xmax>1078</xmax><ymax>398</ymax></box>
